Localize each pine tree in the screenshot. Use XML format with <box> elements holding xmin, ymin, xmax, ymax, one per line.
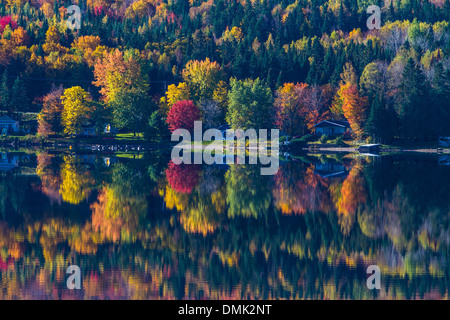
<box><xmin>365</xmin><ymin>94</ymin><xmax>382</xmax><ymax>141</ymax></box>
<box><xmin>387</xmin><ymin>0</ymin><xmax>395</xmax><ymax>22</ymax></box>
<box><xmin>10</xmin><ymin>76</ymin><xmax>28</xmax><ymax>112</ymax></box>
<box><xmin>399</xmin><ymin>58</ymin><xmax>432</xmax><ymax>141</ymax></box>
<box><xmin>338</xmin><ymin>1</ymin><xmax>346</xmax><ymax>30</ymax></box>
<box><xmin>306</xmin><ymin>38</ymin><xmax>325</xmax><ymax>85</ymax></box>
<box><xmin>433</xmin><ymin>63</ymin><xmax>450</xmax><ymax>136</ymax></box>
<box><xmin>0</xmin><ymin>70</ymin><xmax>9</xmax><ymax>111</ymax></box>
<box><xmin>365</xmin><ymin>93</ymin><xmax>397</xmax><ymax>143</ymax></box>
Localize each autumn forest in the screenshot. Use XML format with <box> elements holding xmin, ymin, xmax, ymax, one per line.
<box><xmin>0</xmin><ymin>0</ymin><xmax>449</xmax><ymax>142</ymax></box>
<box><xmin>1</xmin><ymin>0</ymin><xmax>450</xmax><ymax>302</ymax></box>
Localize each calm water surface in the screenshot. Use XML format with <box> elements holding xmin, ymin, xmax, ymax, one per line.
<box><xmin>0</xmin><ymin>149</ymin><xmax>449</xmax><ymax>299</ymax></box>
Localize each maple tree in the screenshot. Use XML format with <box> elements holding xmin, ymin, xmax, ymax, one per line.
<box><xmin>0</xmin><ymin>16</ymin><xmax>17</xmax><ymax>34</ymax></box>
<box><xmin>226</xmin><ymin>78</ymin><xmax>273</xmax><ymax>130</ymax></box>
<box><xmin>341</xmin><ymin>84</ymin><xmax>369</xmax><ymax>139</ymax></box>
<box><xmin>61</xmin><ymin>86</ymin><xmax>93</xmax><ymax>136</ymax></box>
<box><xmin>166</xmin><ymin>100</ymin><xmax>201</xmax><ymax>133</ymax></box>
<box><xmin>93</xmin><ymin>49</ymin><xmax>147</xmax><ymax>103</ymax></box>
<box><xmin>274</xmin><ymin>82</ymin><xmax>309</xmax><ymax>136</ymax></box>
<box><xmin>182</xmin><ymin>58</ymin><xmax>224</xmax><ymax>101</ymax></box>
<box><xmin>37</xmin><ymin>85</ymin><xmax>64</xmax><ymax>137</ymax></box>
<box><xmin>160</xmin><ymin>82</ymin><xmax>190</xmax><ymax>115</ymax></box>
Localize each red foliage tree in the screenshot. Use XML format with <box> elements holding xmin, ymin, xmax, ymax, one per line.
<box><xmin>0</xmin><ymin>16</ymin><xmax>18</xmax><ymax>33</ymax></box>
<box><xmin>166</xmin><ymin>100</ymin><xmax>201</xmax><ymax>132</ymax></box>
<box><xmin>165</xmin><ymin>162</ymin><xmax>201</xmax><ymax>194</ymax></box>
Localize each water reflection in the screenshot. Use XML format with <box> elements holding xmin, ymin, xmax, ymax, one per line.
<box><xmin>0</xmin><ymin>150</ymin><xmax>449</xmax><ymax>299</ymax></box>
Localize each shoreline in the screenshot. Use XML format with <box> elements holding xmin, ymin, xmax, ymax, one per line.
<box><xmin>1</xmin><ymin>136</ymin><xmax>449</xmax><ymax>154</ymax></box>
<box><xmin>302</xmin><ymin>146</ymin><xmax>450</xmax><ymax>153</ymax></box>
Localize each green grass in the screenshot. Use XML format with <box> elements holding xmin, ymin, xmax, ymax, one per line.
<box><xmin>0</xmin><ymin>132</ymin><xmax>149</xmax><ymax>146</ymax></box>
<box><xmin>380</xmin><ymin>141</ymin><xmax>439</xmax><ymax>149</ymax></box>
<box><xmin>115</xmin><ymin>152</ymin><xmax>144</xmax><ymax>159</ymax></box>
<box><xmin>114</xmin><ymin>133</ymin><xmax>145</xmax><ymax>141</ymax></box>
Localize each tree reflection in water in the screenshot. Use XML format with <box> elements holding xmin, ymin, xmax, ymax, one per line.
<box><xmin>0</xmin><ymin>151</ymin><xmax>448</xmax><ymax>299</ymax></box>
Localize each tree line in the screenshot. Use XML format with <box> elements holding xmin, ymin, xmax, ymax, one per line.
<box><xmin>0</xmin><ymin>0</ymin><xmax>449</xmax><ymax>142</ymax></box>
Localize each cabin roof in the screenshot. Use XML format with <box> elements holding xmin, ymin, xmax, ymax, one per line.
<box><xmin>0</xmin><ymin>115</ymin><xmax>18</xmax><ymax>123</ymax></box>
<box><xmin>314</xmin><ymin>120</ymin><xmax>350</xmax><ymax>128</ymax></box>
<box><xmin>217</xmin><ymin>124</ymin><xmax>231</xmax><ymax>131</ymax></box>
<box><xmin>81</xmin><ymin>122</ymin><xmax>96</xmax><ymax>128</ymax></box>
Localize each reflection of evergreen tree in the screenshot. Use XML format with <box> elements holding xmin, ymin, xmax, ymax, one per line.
<box><xmin>225</xmin><ymin>165</ymin><xmax>272</xmax><ymax>219</ymax></box>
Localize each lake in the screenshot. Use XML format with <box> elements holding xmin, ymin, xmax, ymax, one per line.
<box><xmin>0</xmin><ymin>149</ymin><xmax>449</xmax><ymax>299</ymax></box>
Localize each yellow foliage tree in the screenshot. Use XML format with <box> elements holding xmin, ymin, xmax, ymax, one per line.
<box><xmin>160</xmin><ymin>82</ymin><xmax>190</xmax><ymax>115</ymax></box>
<box><xmin>61</xmin><ymin>86</ymin><xmax>92</xmax><ymax>136</ymax></box>
<box><xmin>182</xmin><ymin>57</ymin><xmax>223</xmax><ymax>101</ymax></box>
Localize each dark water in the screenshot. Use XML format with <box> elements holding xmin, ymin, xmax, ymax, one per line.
<box><xmin>0</xmin><ymin>149</ymin><xmax>449</xmax><ymax>300</ymax></box>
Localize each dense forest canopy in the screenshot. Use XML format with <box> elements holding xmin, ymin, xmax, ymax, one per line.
<box><xmin>0</xmin><ymin>0</ymin><xmax>449</xmax><ymax>142</ymax></box>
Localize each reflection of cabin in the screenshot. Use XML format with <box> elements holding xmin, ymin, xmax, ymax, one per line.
<box><xmin>439</xmin><ymin>137</ymin><xmax>450</xmax><ymax>147</ymax></box>
<box><xmin>314</xmin><ymin>162</ymin><xmax>347</xmax><ymax>178</ymax></box>
<box><xmin>439</xmin><ymin>155</ymin><xmax>450</xmax><ymax>166</ymax></box>
<box><xmin>0</xmin><ymin>116</ymin><xmax>19</xmax><ymax>134</ymax></box>
<box><xmin>0</xmin><ymin>152</ymin><xmax>19</xmax><ymax>172</ymax></box>
<box><xmin>80</xmin><ymin>154</ymin><xmax>96</xmax><ymax>164</ymax></box>
<box><xmin>314</xmin><ymin>120</ymin><xmax>350</xmax><ymax>135</ymax></box>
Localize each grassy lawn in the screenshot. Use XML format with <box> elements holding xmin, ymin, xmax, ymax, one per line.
<box><xmin>114</xmin><ymin>133</ymin><xmax>145</xmax><ymax>141</ymax></box>
<box><xmin>115</xmin><ymin>152</ymin><xmax>144</xmax><ymax>159</ymax></box>
<box><xmin>380</xmin><ymin>141</ymin><xmax>440</xmax><ymax>149</ymax></box>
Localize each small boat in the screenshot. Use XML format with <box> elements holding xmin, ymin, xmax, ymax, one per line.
<box><xmin>358</xmin><ymin>144</ymin><xmax>380</xmax><ymax>154</ymax></box>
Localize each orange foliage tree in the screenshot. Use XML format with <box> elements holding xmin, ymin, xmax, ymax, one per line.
<box><xmin>341</xmin><ymin>84</ymin><xmax>369</xmax><ymax>139</ymax></box>
<box><xmin>37</xmin><ymin>85</ymin><xmax>64</xmax><ymax>137</ymax></box>
<box><xmin>273</xmin><ymin>82</ymin><xmax>309</xmax><ymax>137</ymax></box>
<box><xmin>93</xmin><ymin>49</ymin><xmax>147</xmax><ymax>103</ymax></box>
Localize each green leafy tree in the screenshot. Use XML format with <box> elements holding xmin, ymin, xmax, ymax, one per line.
<box><xmin>226</xmin><ymin>78</ymin><xmax>273</xmax><ymax>129</ymax></box>
<box><xmin>111</xmin><ymin>86</ymin><xmax>156</xmax><ymax>137</ymax></box>
<box><xmin>144</xmin><ymin>110</ymin><xmax>170</xmax><ymax>143</ymax></box>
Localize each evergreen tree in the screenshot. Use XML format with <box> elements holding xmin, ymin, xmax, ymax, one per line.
<box><xmin>365</xmin><ymin>93</ymin><xmax>397</xmax><ymax>144</ymax></box>
<box><xmin>0</xmin><ymin>70</ymin><xmax>9</xmax><ymax>111</ymax></box>
<box><xmin>399</xmin><ymin>58</ymin><xmax>432</xmax><ymax>141</ymax></box>
<box><xmin>10</xmin><ymin>76</ymin><xmax>28</xmax><ymax>112</ymax></box>
<box><xmin>433</xmin><ymin>63</ymin><xmax>450</xmax><ymax>136</ymax></box>
<box><xmin>387</xmin><ymin>0</ymin><xmax>396</xmax><ymax>22</ymax></box>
